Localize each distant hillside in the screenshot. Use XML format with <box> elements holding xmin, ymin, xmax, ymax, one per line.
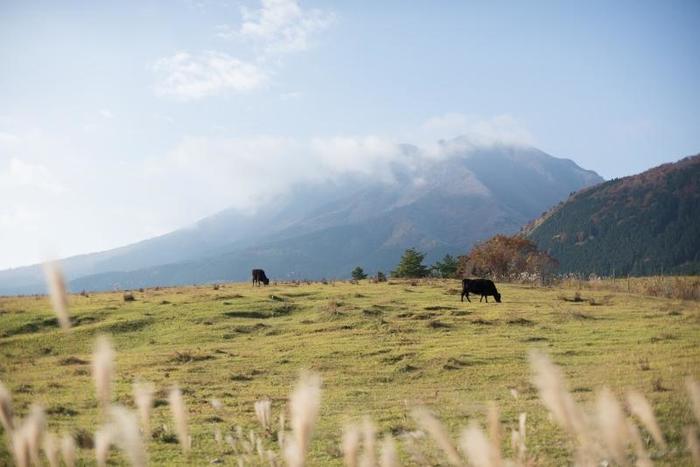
<box><xmin>525</xmin><ymin>154</ymin><xmax>700</xmax><ymax>276</ymax></box>
<box><xmin>0</xmin><ymin>143</ymin><xmax>603</xmax><ymax>294</ymax></box>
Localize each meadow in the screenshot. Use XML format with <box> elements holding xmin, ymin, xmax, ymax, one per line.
<box><xmin>0</xmin><ymin>278</ymin><xmax>698</xmax><ymax>465</ymax></box>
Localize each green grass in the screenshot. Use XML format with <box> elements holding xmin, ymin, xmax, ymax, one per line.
<box><xmin>0</xmin><ymin>280</ymin><xmax>698</xmax><ymax>465</ymax></box>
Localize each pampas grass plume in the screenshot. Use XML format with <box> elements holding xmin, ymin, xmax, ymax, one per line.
<box><xmin>687</xmin><ymin>378</ymin><xmax>700</xmax><ymax>426</ymax></box>
<box><xmin>42</xmin><ymin>431</ymin><xmax>60</xmax><ymax>467</ymax></box>
<box><xmin>626</xmin><ymin>390</ymin><xmax>666</xmax><ymax>449</ymax></box>
<box><xmin>686</xmin><ymin>426</ymin><xmax>700</xmax><ymax>466</ymax></box>
<box><xmin>133</xmin><ymin>381</ymin><xmax>155</xmax><ymax>438</ymax></box>
<box><xmin>16</xmin><ymin>404</ymin><xmax>46</xmax><ymax>467</ymax></box>
<box><xmin>379</xmin><ymin>435</ymin><xmax>398</xmax><ymax>467</ymax></box>
<box><xmin>109</xmin><ymin>405</ymin><xmax>147</xmax><ymax>467</ymax></box>
<box><xmin>93</xmin><ymin>335</ymin><xmax>115</xmax><ymax>410</ymax></box>
<box><xmin>168</xmin><ymin>386</ymin><xmax>191</xmax><ymax>453</ymax></box>
<box><xmin>255</xmin><ymin>399</ymin><xmax>272</xmax><ymax>431</ymax></box>
<box><xmin>342</xmin><ymin>423</ymin><xmax>361</xmax><ymax>467</ymax></box>
<box><xmin>60</xmin><ymin>433</ymin><xmax>76</xmax><ymax>467</ymax></box>
<box><xmin>284</xmin><ymin>371</ymin><xmax>321</xmax><ymax>467</ymax></box>
<box><xmin>359</xmin><ymin>417</ymin><xmax>376</xmax><ymax>467</ymax></box>
<box><xmin>460</xmin><ymin>422</ymin><xmax>496</xmax><ymax>467</ymax></box>
<box><xmin>0</xmin><ymin>379</ymin><xmax>14</xmax><ymax>433</ymax></box>
<box><xmin>95</xmin><ymin>426</ymin><xmax>113</xmax><ymax>467</ymax></box>
<box><xmin>595</xmin><ymin>387</ymin><xmax>627</xmax><ymax>466</ymax></box>
<box><xmin>411</xmin><ymin>407</ymin><xmax>462</xmax><ymax>466</ymax></box>
<box><xmin>626</xmin><ymin>419</ymin><xmax>652</xmax><ymax>467</ymax></box>
<box><xmin>43</xmin><ymin>260</ymin><xmax>70</xmax><ymax>330</ymax></box>
<box><xmin>529</xmin><ymin>350</ymin><xmax>586</xmax><ymax>437</ymax></box>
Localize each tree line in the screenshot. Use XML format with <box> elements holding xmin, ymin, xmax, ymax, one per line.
<box><xmin>351</xmin><ymin>234</ymin><xmax>558</xmax><ymax>282</ymax></box>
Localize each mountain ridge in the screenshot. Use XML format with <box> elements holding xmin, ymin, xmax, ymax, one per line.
<box><xmin>0</xmin><ymin>144</ymin><xmax>603</xmax><ymax>294</ymax></box>
<box><xmin>525</xmin><ymin>153</ymin><xmax>700</xmax><ymax>276</ymax></box>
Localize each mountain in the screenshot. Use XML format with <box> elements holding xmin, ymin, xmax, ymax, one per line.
<box><xmin>0</xmin><ymin>143</ymin><xmax>603</xmax><ymax>294</ymax></box>
<box><xmin>525</xmin><ymin>154</ymin><xmax>700</xmax><ymax>276</ymax></box>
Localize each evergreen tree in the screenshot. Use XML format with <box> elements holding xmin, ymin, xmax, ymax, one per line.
<box><xmin>376</xmin><ymin>271</ymin><xmax>387</xmax><ymax>282</ymax></box>
<box><xmin>431</xmin><ymin>254</ymin><xmax>459</xmax><ymax>278</ymax></box>
<box><xmin>351</xmin><ymin>266</ymin><xmax>368</xmax><ymax>280</ymax></box>
<box><xmin>392</xmin><ymin>248</ymin><xmax>430</xmax><ymax>278</ymax></box>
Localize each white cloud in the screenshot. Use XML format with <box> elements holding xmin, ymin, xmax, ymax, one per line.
<box><xmin>153</xmin><ymin>51</ymin><xmax>267</xmax><ymax>100</ymax></box>
<box><xmin>421</xmin><ymin>113</ymin><xmax>534</xmax><ymax>147</ymax></box>
<box><xmin>0</xmin><ymin>131</ymin><xmax>20</xmax><ymax>145</ymax></box>
<box><xmin>155</xmin><ymin>1</ymin><xmax>334</xmax><ymax>100</ymax></box>
<box><xmin>99</xmin><ymin>109</ymin><xmax>114</xmax><ymax>119</ymax></box>
<box><xmin>310</xmin><ymin>136</ymin><xmax>401</xmax><ymax>181</ymax></box>
<box><xmin>238</xmin><ymin>0</ymin><xmax>335</xmax><ymax>53</ymax></box>
<box><xmin>0</xmin><ymin>157</ymin><xmax>66</xmax><ymax>194</ymax></box>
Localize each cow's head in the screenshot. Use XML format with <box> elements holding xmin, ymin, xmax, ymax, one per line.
<box><xmin>494</xmin><ymin>292</ymin><xmax>502</xmax><ymax>303</ymax></box>
<box><xmin>263</xmin><ymin>278</ymin><xmax>270</xmax><ymax>285</ymax></box>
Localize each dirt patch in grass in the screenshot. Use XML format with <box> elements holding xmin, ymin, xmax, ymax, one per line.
<box><xmin>506</xmin><ymin>317</ymin><xmax>535</xmax><ymax>326</ymax></box>
<box><xmin>105</xmin><ymin>318</ymin><xmax>154</xmax><ymax>334</ymax></box>
<box><xmin>60</xmin><ymin>356</ymin><xmax>88</xmax><ymax>365</ymax></box>
<box><xmin>471</xmin><ymin>318</ymin><xmax>496</xmax><ymax>325</ymax></box>
<box><xmin>522</xmin><ymin>336</ymin><xmax>548</xmax><ymax>342</ymax></box>
<box><xmin>2</xmin><ymin>317</ymin><xmax>58</xmax><ymax>337</ymax></box>
<box><xmin>171</xmin><ymin>351</ymin><xmax>216</xmax><ymax>364</ymax></box>
<box><xmin>47</xmin><ymin>405</ymin><xmax>79</xmax><ymax>417</ymax></box>
<box><xmin>427</xmin><ymin>320</ymin><xmax>451</xmax><ymax>329</ymax></box>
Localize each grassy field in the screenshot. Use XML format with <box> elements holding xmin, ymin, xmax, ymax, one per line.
<box><xmin>0</xmin><ymin>279</ymin><xmax>699</xmax><ymax>465</ymax></box>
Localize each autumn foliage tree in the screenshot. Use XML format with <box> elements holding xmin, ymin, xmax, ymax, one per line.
<box><xmin>457</xmin><ymin>234</ymin><xmax>558</xmax><ymax>282</ymax></box>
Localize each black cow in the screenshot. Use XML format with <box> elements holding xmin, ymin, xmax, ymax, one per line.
<box><xmin>461</xmin><ymin>278</ymin><xmax>501</xmax><ymax>303</ymax></box>
<box><xmin>252</xmin><ymin>269</ymin><xmax>270</xmax><ymax>286</ymax></box>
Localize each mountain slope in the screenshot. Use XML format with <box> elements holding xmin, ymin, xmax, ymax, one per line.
<box><xmin>525</xmin><ymin>154</ymin><xmax>700</xmax><ymax>275</ymax></box>
<box><xmin>0</xmin><ymin>144</ymin><xmax>603</xmax><ymax>293</ymax></box>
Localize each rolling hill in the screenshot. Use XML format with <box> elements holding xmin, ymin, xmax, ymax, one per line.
<box><xmin>0</xmin><ymin>143</ymin><xmax>603</xmax><ymax>294</ymax></box>
<box><xmin>525</xmin><ymin>153</ymin><xmax>700</xmax><ymax>276</ymax></box>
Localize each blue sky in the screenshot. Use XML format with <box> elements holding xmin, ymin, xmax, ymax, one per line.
<box><xmin>1</xmin><ymin>0</ymin><xmax>699</xmax><ymax>269</ymax></box>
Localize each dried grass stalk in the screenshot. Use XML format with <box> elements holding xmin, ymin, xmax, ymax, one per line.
<box><xmin>0</xmin><ymin>380</ymin><xmax>14</xmax><ymax>433</ymax></box>
<box><xmin>687</xmin><ymin>378</ymin><xmax>700</xmax><ymax>426</ymax></box>
<box><xmin>42</xmin><ymin>431</ymin><xmax>60</xmax><ymax>467</ymax></box>
<box><xmin>529</xmin><ymin>351</ymin><xmax>587</xmax><ymax>438</ymax></box>
<box><xmin>596</xmin><ymin>388</ymin><xmax>628</xmax><ymax>466</ymax></box>
<box><xmin>359</xmin><ymin>417</ymin><xmax>376</xmax><ymax>467</ymax></box>
<box><xmin>686</xmin><ymin>426</ymin><xmax>700</xmax><ymax>466</ymax></box>
<box><xmin>168</xmin><ymin>386</ymin><xmax>191</xmax><ymax>453</ymax></box>
<box><xmin>626</xmin><ymin>390</ymin><xmax>666</xmax><ymax>449</ymax></box>
<box><xmin>342</xmin><ymin>423</ymin><xmax>361</xmax><ymax>467</ymax></box>
<box><xmin>92</xmin><ymin>335</ymin><xmax>115</xmax><ymax>411</ymax></box>
<box><xmin>486</xmin><ymin>402</ymin><xmax>502</xmax><ymax>464</ymax></box>
<box><xmin>517</xmin><ymin>412</ymin><xmax>527</xmax><ymax>461</ymax></box>
<box><xmin>255</xmin><ymin>399</ymin><xmax>272</xmax><ymax>431</ymax></box>
<box><xmin>13</xmin><ymin>405</ymin><xmax>46</xmax><ymax>467</ymax></box>
<box><xmin>626</xmin><ymin>419</ymin><xmax>652</xmax><ymax>467</ymax></box>
<box><xmin>43</xmin><ymin>260</ymin><xmax>70</xmax><ymax>329</ymax></box>
<box><xmin>284</xmin><ymin>371</ymin><xmax>321</xmax><ymax>467</ymax></box>
<box><xmin>109</xmin><ymin>405</ymin><xmax>147</xmax><ymax>467</ymax></box>
<box><xmin>411</xmin><ymin>407</ymin><xmax>462</xmax><ymax>466</ymax></box>
<box><xmin>133</xmin><ymin>381</ymin><xmax>155</xmax><ymax>439</ymax></box>
<box><xmin>379</xmin><ymin>435</ymin><xmax>399</xmax><ymax>467</ymax></box>
<box><xmin>60</xmin><ymin>434</ymin><xmax>76</xmax><ymax>467</ymax></box>
<box><xmin>460</xmin><ymin>422</ymin><xmax>497</xmax><ymax>467</ymax></box>
<box><xmin>95</xmin><ymin>426</ymin><xmax>113</xmax><ymax>467</ymax></box>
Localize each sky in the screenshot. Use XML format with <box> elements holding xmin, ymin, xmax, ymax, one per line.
<box><xmin>1</xmin><ymin>0</ymin><xmax>699</xmax><ymax>270</ymax></box>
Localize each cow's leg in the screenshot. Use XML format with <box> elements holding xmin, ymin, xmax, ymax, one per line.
<box><xmin>461</xmin><ymin>290</ymin><xmax>465</xmax><ymax>302</ymax></box>
<box><xmin>479</xmin><ymin>295</ymin><xmax>483</xmax><ymax>302</ymax></box>
<box><xmin>465</xmin><ymin>292</ymin><xmax>471</xmax><ymax>303</ymax></box>
<box><xmin>485</xmin><ymin>295</ymin><xmax>488</xmax><ymax>303</ymax></box>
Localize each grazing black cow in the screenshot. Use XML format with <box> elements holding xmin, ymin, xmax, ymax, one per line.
<box><xmin>461</xmin><ymin>278</ymin><xmax>501</xmax><ymax>303</ymax></box>
<box><xmin>252</xmin><ymin>269</ymin><xmax>270</xmax><ymax>286</ymax></box>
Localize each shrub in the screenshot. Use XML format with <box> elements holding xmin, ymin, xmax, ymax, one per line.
<box><xmin>351</xmin><ymin>266</ymin><xmax>367</xmax><ymax>280</ymax></box>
